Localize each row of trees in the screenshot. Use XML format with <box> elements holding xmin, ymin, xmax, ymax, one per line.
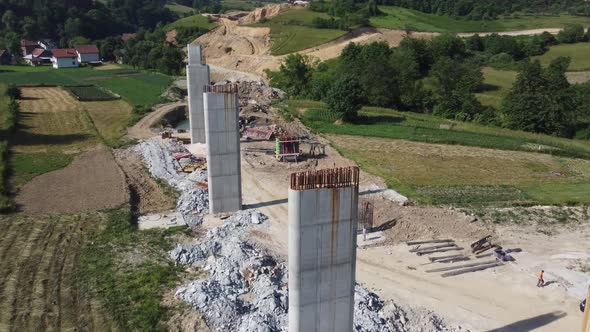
<box><xmin>268</xmin><ymin>34</ymin><xmax>587</xmax><ymax>138</ymax></box>
<box><xmin>464</xmin><ymin>24</ymin><xmax>590</xmax><ymax>69</ymax></box>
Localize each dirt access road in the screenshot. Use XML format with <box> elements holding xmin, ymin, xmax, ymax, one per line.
<box><xmin>127</xmin><ymin>101</ymin><xmax>186</xmax><ymax>140</ymax></box>
<box><xmin>239</xmin><ymin>139</ymin><xmax>586</xmax><ymax>331</ymax></box>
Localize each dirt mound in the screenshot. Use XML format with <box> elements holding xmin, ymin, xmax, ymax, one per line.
<box><xmin>16</xmin><ymin>145</ymin><xmax>128</xmax><ymax>215</ymax></box>
<box><xmin>113</xmin><ymin>147</ymin><xmax>177</xmax><ymax>215</ymax></box>
<box><xmin>371</xmin><ymin>202</ymin><xmax>492</xmax><ymax>244</ymax></box>
<box><xmin>195</xmin><ymin>18</ymin><xmax>271</xmax><ymax>59</ymax></box>
<box><xmin>239</xmin><ymin>3</ymin><xmax>292</xmax><ymax>25</ymax></box>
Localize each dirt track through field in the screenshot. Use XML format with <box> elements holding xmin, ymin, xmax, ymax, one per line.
<box><xmin>15</xmin><ymin>145</ymin><xmax>128</xmax><ymax>215</ymax></box>
<box><xmin>0</xmin><ymin>214</ymin><xmax>115</xmax><ymax>331</ymax></box>
<box><xmin>127</xmin><ymin>101</ymin><xmax>186</xmax><ymax>140</ymax></box>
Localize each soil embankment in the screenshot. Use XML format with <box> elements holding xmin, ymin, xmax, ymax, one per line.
<box><xmin>15</xmin><ymin>145</ymin><xmax>128</xmax><ymax>215</ymax></box>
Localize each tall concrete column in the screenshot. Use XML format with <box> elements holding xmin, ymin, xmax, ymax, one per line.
<box><xmin>203</xmin><ymin>84</ymin><xmax>242</xmax><ymax>214</ymax></box>
<box><xmin>186</xmin><ymin>44</ymin><xmax>210</xmax><ymax>144</ymax></box>
<box><xmin>288</xmin><ymin>167</ymin><xmax>360</xmax><ymax>332</ymax></box>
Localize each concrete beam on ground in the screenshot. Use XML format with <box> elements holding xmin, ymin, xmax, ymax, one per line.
<box><xmin>187</xmin><ymin>44</ymin><xmax>210</xmax><ymax>144</ymax></box>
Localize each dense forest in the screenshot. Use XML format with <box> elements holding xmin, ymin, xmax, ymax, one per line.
<box><xmin>0</xmin><ymin>0</ymin><xmax>175</xmax><ymax>47</ymax></box>
<box><xmin>267</xmin><ymin>29</ymin><xmax>590</xmax><ymax>138</ymax></box>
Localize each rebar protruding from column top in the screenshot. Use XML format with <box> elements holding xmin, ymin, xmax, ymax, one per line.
<box><xmin>203</xmin><ymin>83</ymin><xmax>239</xmax><ymax>94</ymax></box>
<box><xmin>290</xmin><ymin>166</ymin><xmax>359</xmax><ymax>190</ymax></box>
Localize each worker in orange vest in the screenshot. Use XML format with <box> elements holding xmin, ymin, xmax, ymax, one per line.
<box><xmin>537</xmin><ymin>270</ymin><xmax>545</xmax><ymax>287</ymax></box>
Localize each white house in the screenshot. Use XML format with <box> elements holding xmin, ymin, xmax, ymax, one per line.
<box><xmin>51</xmin><ymin>49</ymin><xmax>79</xmax><ymax>68</ymax></box>
<box><xmin>75</xmin><ymin>45</ymin><xmax>100</xmax><ymax>64</ymax></box>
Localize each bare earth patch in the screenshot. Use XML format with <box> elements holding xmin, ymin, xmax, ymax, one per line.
<box><xmin>113</xmin><ymin>147</ymin><xmax>177</xmax><ymax>215</ymax></box>
<box><xmin>16</xmin><ymin>145</ymin><xmax>128</xmax><ymax>215</ymax></box>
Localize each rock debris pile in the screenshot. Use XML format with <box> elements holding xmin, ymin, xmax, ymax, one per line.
<box><xmin>171</xmin><ymin>210</ymin><xmax>456</xmax><ymax>332</ymax></box>
<box><xmin>234</xmin><ymin>80</ymin><xmax>284</xmax><ymax>114</ymax></box>
<box><xmin>135</xmin><ymin>138</ymin><xmax>208</xmax><ymax>226</ymax></box>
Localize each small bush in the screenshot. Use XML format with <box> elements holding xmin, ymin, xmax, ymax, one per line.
<box><xmin>6</xmin><ymin>84</ymin><xmax>21</xmax><ymax>100</ymax></box>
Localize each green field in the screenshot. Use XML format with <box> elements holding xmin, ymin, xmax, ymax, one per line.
<box><xmin>371</xmin><ymin>6</ymin><xmax>590</xmax><ymax>32</ymax></box>
<box><xmin>290</xmin><ymin>100</ymin><xmax>590</xmax><ymax>205</ymax></box>
<box><xmin>165</xmin><ymin>2</ymin><xmax>196</xmax><ymax>14</ymax></box>
<box><xmin>0</xmin><ymin>84</ymin><xmax>16</xmax><ymax>210</ymax></box>
<box><xmin>65</xmin><ymin>85</ymin><xmax>119</xmax><ymax>101</ymax></box>
<box><xmin>534</xmin><ymin>43</ymin><xmax>590</xmax><ymax>71</ymax></box>
<box><xmin>252</xmin><ymin>9</ymin><xmax>346</xmax><ymax>55</ymax></box>
<box><xmin>297</xmin><ymin>101</ymin><xmax>590</xmax><ymax>159</ymax></box>
<box><xmin>165</xmin><ymin>14</ymin><xmax>216</xmax><ymax>30</ymax></box>
<box><xmin>476</xmin><ymin>67</ymin><xmax>517</xmax><ymax>108</ymax></box>
<box><xmin>0</xmin><ymin>65</ymin><xmax>172</xmax><ymax>106</ymax></box>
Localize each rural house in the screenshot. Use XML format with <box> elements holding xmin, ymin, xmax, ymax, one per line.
<box><xmin>51</xmin><ymin>48</ymin><xmax>79</xmax><ymax>68</ymax></box>
<box><xmin>25</xmin><ymin>48</ymin><xmax>52</xmax><ymax>66</ymax></box>
<box><xmin>75</xmin><ymin>45</ymin><xmax>100</xmax><ymax>64</ymax></box>
<box><xmin>20</xmin><ymin>39</ymin><xmax>38</xmax><ymax>57</ymax></box>
<box><xmin>121</xmin><ymin>33</ymin><xmax>137</xmax><ymax>42</ymax></box>
<box><xmin>38</xmin><ymin>39</ymin><xmax>57</xmax><ymax>50</ymax></box>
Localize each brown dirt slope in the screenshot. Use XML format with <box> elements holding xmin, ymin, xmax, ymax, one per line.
<box><xmin>16</xmin><ymin>145</ymin><xmax>128</xmax><ymax>215</ymax></box>
<box><xmin>114</xmin><ymin>147</ymin><xmax>177</xmax><ymax>215</ymax></box>
<box><xmin>0</xmin><ymin>213</ymin><xmax>115</xmax><ymax>331</ymax></box>
<box><xmin>239</xmin><ymin>3</ymin><xmax>292</xmax><ymax>25</ymax></box>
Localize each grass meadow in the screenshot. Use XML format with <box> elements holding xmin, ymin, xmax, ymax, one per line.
<box><xmin>0</xmin><ymin>65</ymin><xmax>172</xmax><ymax>107</ymax></box>
<box><xmin>371</xmin><ymin>6</ymin><xmax>590</xmax><ymax>32</ymax></box>
<box><xmin>288</xmin><ymin>100</ymin><xmax>590</xmax><ymax>206</ymax></box>
<box><xmin>534</xmin><ymin>43</ymin><xmax>590</xmax><ymax>71</ymax></box>
<box><xmin>252</xmin><ymin>9</ymin><xmax>346</xmax><ymax>55</ymax></box>
<box><xmin>165</xmin><ymin>2</ymin><xmax>196</xmax><ymax>14</ymax></box>
<box><xmin>165</xmin><ymin>13</ymin><xmax>216</xmax><ymax>30</ymax></box>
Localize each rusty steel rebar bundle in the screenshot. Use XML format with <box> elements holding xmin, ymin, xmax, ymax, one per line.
<box><xmin>290</xmin><ymin>166</ymin><xmax>359</xmax><ymax>190</ymax></box>
<box><xmin>203</xmin><ymin>83</ymin><xmax>239</xmax><ymax>94</ymax></box>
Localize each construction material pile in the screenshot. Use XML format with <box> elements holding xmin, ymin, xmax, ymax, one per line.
<box><xmin>171</xmin><ymin>210</ymin><xmax>455</xmax><ymax>332</ymax></box>
<box><xmin>135</xmin><ymin>138</ymin><xmax>208</xmax><ymax>226</ymax></box>
<box><xmin>236</xmin><ymin>80</ymin><xmax>284</xmax><ymax>114</ymax></box>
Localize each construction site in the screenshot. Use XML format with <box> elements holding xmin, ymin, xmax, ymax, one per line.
<box><xmin>3</xmin><ymin>5</ymin><xmax>590</xmax><ymax>331</ymax></box>
<box><xmin>113</xmin><ymin>40</ymin><xmax>590</xmax><ymax>331</ymax></box>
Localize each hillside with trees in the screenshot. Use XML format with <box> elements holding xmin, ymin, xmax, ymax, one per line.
<box><xmin>268</xmin><ymin>31</ymin><xmax>590</xmax><ymax>138</ymax></box>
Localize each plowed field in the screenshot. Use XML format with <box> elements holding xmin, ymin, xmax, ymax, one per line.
<box><xmin>0</xmin><ymin>212</ymin><xmax>115</xmax><ymax>331</ymax></box>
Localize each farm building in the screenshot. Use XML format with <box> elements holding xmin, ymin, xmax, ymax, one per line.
<box><xmin>121</xmin><ymin>33</ymin><xmax>137</xmax><ymax>42</ymax></box>
<box><xmin>38</xmin><ymin>39</ymin><xmax>57</xmax><ymax>50</ymax></box>
<box><xmin>75</xmin><ymin>45</ymin><xmax>100</xmax><ymax>64</ymax></box>
<box><xmin>0</xmin><ymin>49</ymin><xmax>11</xmax><ymax>65</ymax></box>
<box><xmin>24</xmin><ymin>48</ymin><xmax>52</xmax><ymax>66</ymax></box>
<box><xmin>20</xmin><ymin>39</ymin><xmax>38</xmax><ymax>57</ymax></box>
<box><xmin>51</xmin><ymin>49</ymin><xmax>79</xmax><ymax>68</ymax></box>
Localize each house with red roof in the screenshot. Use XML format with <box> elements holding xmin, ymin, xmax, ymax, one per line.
<box><xmin>20</xmin><ymin>39</ymin><xmax>38</xmax><ymax>57</ymax></box>
<box><xmin>51</xmin><ymin>49</ymin><xmax>79</xmax><ymax>68</ymax></box>
<box><xmin>24</xmin><ymin>48</ymin><xmax>53</xmax><ymax>66</ymax></box>
<box><xmin>75</xmin><ymin>45</ymin><xmax>100</xmax><ymax>64</ymax></box>
<box><xmin>121</xmin><ymin>33</ymin><xmax>137</xmax><ymax>42</ymax></box>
